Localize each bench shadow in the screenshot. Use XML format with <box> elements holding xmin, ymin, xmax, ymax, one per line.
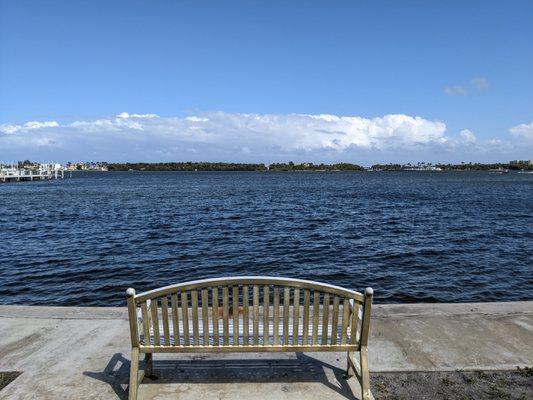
<box><xmin>84</xmin><ymin>352</ymin><xmax>359</xmax><ymax>400</ymax></box>
<box><xmin>84</xmin><ymin>353</ymin><xmax>130</xmax><ymax>400</ymax></box>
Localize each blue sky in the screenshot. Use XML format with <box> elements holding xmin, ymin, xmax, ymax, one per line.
<box><xmin>1</xmin><ymin>0</ymin><xmax>532</xmax><ymax>163</ymax></box>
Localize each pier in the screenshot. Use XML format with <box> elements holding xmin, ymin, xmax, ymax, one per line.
<box><xmin>0</xmin><ymin>163</ymin><xmax>66</xmax><ymax>183</ymax></box>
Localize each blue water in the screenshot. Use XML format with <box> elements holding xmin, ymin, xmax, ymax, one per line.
<box><xmin>0</xmin><ymin>171</ymin><xmax>531</xmax><ymax>306</ymax></box>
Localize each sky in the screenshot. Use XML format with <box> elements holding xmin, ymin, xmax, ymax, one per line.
<box><xmin>1</xmin><ymin>0</ymin><xmax>532</xmax><ymax>164</ymax></box>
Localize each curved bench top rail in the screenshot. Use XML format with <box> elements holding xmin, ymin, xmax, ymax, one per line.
<box><xmin>134</xmin><ymin>276</ymin><xmax>365</xmax><ymax>303</ymax></box>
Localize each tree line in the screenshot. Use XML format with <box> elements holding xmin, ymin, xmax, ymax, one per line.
<box><xmin>85</xmin><ymin>161</ymin><xmax>533</xmax><ymax>172</ymax></box>
<box><xmin>107</xmin><ymin>162</ymin><xmax>366</xmax><ymax>171</ymax></box>
<box><xmin>268</xmin><ymin>162</ymin><xmax>365</xmax><ymax>171</ymax></box>
<box><xmin>107</xmin><ymin>162</ymin><xmax>267</xmax><ymax>171</ymax></box>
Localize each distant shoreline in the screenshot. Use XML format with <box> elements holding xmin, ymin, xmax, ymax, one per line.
<box><xmin>10</xmin><ymin>161</ymin><xmax>530</xmax><ymax>173</ymax></box>
<box><xmin>100</xmin><ymin>161</ymin><xmax>533</xmax><ymax>172</ymax></box>
<box><xmin>78</xmin><ymin>169</ymin><xmax>532</xmax><ymax>173</ymax></box>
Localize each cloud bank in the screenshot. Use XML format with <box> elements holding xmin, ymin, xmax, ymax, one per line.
<box><xmin>0</xmin><ymin>112</ymin><xmax>531</xmax><ymax>163</ymax></box>
<box><xmin>509</xmin><ymin>122</ymin><xmax>533</xmax><ymax>141</ymax></box>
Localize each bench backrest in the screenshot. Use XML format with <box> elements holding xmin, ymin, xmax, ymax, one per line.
<box><xmin>126</xmin><ymin>276</ymin><xmax>373</xmax><ymax>352</ymax></box>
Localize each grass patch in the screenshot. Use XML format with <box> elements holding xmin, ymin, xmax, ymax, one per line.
<box><xmin>371</xmin><ymin>369</ymin><xmax>532</xmax><ymax>399</ymax></box>
<box><xmin>516</xmin><ymin>366</ymin><xmax>532</xmax><ymax>378</ymax></box>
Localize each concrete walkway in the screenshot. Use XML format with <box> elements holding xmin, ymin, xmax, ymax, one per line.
<box><xmin>0</xmin><ymin>302</ymin><xmax>531</xmax><ymax>400</ymax></box>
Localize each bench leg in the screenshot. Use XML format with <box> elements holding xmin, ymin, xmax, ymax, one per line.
<box><xmin>145</xmin><ymin>353</ymin><xmax>153</xmax><ymax>377</ymax></box>
<box><xmin>360</xmin><ymin>347</ymin><xmax>370</xmax><ymax>400</ymax></box>
<box><xmin>343</xmin><ymin>351</ymin><xmax>352</xmax><ymax>379</ymax></box>
<box><xmin>129</xmin><ymin>347</ymin><xmax>140</xmax><ymax>400</ymax></box>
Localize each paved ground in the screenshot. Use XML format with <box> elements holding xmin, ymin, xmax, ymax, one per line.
<box><xmin>0</xmin><ymin>301</ymin><xmax>531</xmax><ymax>400</ymax></box>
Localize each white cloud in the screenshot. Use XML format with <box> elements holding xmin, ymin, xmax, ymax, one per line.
<box><xmin>0</xmin><ymin>120</ymin><xmax>59</xmax><ymax>134</ymax></box>
<box><xmin>185</xmin><ymin>116</ymin><xmax>209</xmax><ymax>122</ymax></box>
<box><xmin>116</xmin><ymin>112</ymin><xmax>159</xmax><ymax>119</ymax></box>
<box><xmin>444</xmin><ymin>86</ymin><xmax>467</xmax><ymax>96</ymax></box>
<box><xmin>471</xmin><ymin>77</ymin><xmax>490</xmax><ymax>91</ymax></box>
<box><xmin>459</xmin><ymin>129</ymin><xmax>477</xmax><ymax>144</ymax></box>
<box><xmin>0</xmin><ymin>111</ymin><xmax>530</xmax><ymax>163</ymax></box>
<box><xmin>445</xmin><ymin>77</ymin><xmax>490</xmax><ymax>97</ymax></box>
<box><xmin>509</xmin><ymin>122</ymin><xmax>533</xmax><ymax>141</ymax></box>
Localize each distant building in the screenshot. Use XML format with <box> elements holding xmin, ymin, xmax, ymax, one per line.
<box><xmin>66</xmin><ymin>161</ymin><xmax>108</xmax><ymax>171</ymax></box>
<box><xmin>510</xmin><ymin>160</ymin><xmax>533</xmax><ymax>166</ymax></box>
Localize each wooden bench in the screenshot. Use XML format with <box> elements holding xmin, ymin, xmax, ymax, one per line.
<box><xmin>126</xmin><ymin>276</ymin><xmax>374</xmax><ymax>399</ymax></box>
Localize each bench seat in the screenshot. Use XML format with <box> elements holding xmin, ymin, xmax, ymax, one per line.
<box><xmin>140</xmin><ymin>328</ymin><xmax>359</xmax><ymax>347</ymax></box>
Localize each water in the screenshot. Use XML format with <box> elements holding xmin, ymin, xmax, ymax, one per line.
<box><xmin>0</xmin><ymin>171</ymin><xmax>531</xmax><ymax>306</ymax></box>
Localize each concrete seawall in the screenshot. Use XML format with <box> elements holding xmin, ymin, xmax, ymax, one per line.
<box><xmin>0</xmin><ymin>301</ymin><xmax>531</xmax><ymax>399</ymax></box>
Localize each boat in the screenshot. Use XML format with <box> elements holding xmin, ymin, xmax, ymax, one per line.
<box><xmin>489</xmin><ymin>168</ymin><xmax>509</xmax><ymax>174</ymax></box>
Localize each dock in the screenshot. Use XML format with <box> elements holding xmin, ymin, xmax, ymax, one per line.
<box><xmin>0</xmin><ymin>163</ymin><xmax>66</xmax><ymax>183</ymax></box>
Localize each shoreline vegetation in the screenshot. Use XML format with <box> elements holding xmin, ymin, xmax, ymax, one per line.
<box><xmin>6</xmin><ymin>160</ymin><xmax>532</xmax><ymax>172</ymax></box>
<box><xmin>104</xmin><ymin>161</ymin><xmax>533</xmax><ymax>172</ymax></box>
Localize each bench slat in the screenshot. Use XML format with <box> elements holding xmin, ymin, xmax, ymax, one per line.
<box><xmin>141</xmin><ymin>301</ymin><xmax>151</xmax><ymax>346</ymax></box>
<box><xmin>302</xmin><ymin>289</ymin><xmax>310</xmax><ymax>345</ymax></box>
<box><xmin>212</xmin><ymin>287</ymin><xmax>219</xmax><ymax>346</ymax></box>
<box><xmin>202</xmin><ymin>288</ymin><xmax>209</xmax><ymax>345</ymax></box>
<box><xmin>253</xmin><ymin>285</ymin><xmax>259</xmax><ymax>345</ymax></box>
<box><xmin>331</xmin><ymin>296</ymin><xmax>340</xmax><ymax>345</ymax></box>
<box><xmin>350</xmin><ymin>301</ymin><xmax>360</xmax><ymax>345</ymax></box>
<box><xmin>321</xmin><ymin>293</ymin><xmax>330</xmax><ymax>345</ymax></box>
<box><xmin>283</xmin><ymin>287</ymin><xmax>290</xmax><ymax>345</ymax></box>
<box><xmin>233</xmin><ymin>286</ymin><xmax>239</xmax><ymax>345</ymax></box>
<box><xmin>161</xmin><ymin>296</ymin><xmax>170</xmax><ymax>346</ymax></box>
<box><xmin>191</xmin><ymin>290</ymin><xmax>200</xmax><ymax>346</ymax></box>
<box><xmin>181</xmin><ymin>291</ymin><xmax>190</xmax><ymax>346</ymax></box>
<box><xmin>292</xmin><ymin>288</ymin><xmax>300</xmax><ymax>344</ymax></box>
<box><xmin>273</xmin><ymin>286</ymin><xmax>279</xmax><ymax>345</ymax></box>
<box><xmin>312</xmin><ymin>291</ymin><xmax>320</xmax><ymax>345</ymax></box>
<box><xmin>243</xmin><ymin>285</ymin><xmax>249</xmax><ymax>345</ymax></box>
<box><xmin>341</xmin><ymin>298</ymin><xmax>350</xmax><ymax>345</ymax></box>
<box><xmin>150</xmin><ymin>299</ymin><xmax>160</xmax><ymax>346</ymax></box>
<box><xmin>223</xmin><ymin>287</ymin><xmax>229</xmax><ymax>345</ymax></box>
<box><xmin>263</xmin><ymin>285</ymin><xmax>270</xmax><ymax>345</ymax></box>
<box><xmin>171</xmin><ymin>294</ymin><xmax>180</xmax><ymax>345</ymax></box>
